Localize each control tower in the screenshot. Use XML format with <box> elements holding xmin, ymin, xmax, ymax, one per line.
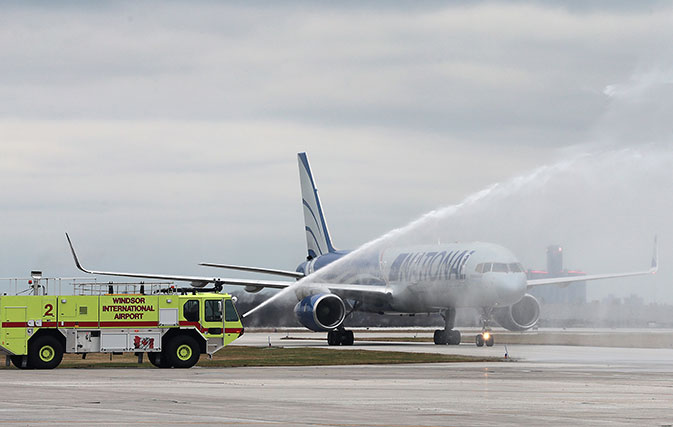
<box><xmin>528</xmin><ymin>245</ymin><xmax>587</xmax><ymax>304</ymax></box>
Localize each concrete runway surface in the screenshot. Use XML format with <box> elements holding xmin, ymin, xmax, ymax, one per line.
<box><xmin>1</xmin><ymin>330</ymin><xmax>672</xmax><ymax>426</ymax></box>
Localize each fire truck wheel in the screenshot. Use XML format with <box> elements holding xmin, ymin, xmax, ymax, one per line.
<box><xmin>167</xmin><ymin>335</ymin><xmax>200</xmax><ymax>368</ymax></box>
<box><xmin>148</xmin><ymin>351</ymin><xmax>171</xmax><ymax>368</ymax></box>
<box><xmin>10</xmin><ymin>355</ymin><xmax>32</xmax><ymax>369</ymax></box>
<box><xmin>28</xmin><ymin>336</ymin><xmax>63</xmax><ymax>369</ymax></box>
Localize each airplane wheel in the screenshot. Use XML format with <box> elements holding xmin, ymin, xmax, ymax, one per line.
<box><xmin>343</xmin><ymin>331</ymin><xmax>354</xmax><ymax>346</ymax></box>
<box><xmin>486</xmin><ymin>335</ymin><xmax>495</xmax><ymax>347</ymax></box>
<box><xmin>475</xmin><ymin>334</ymin><xmax>484</xmax><ymax>347</ymax></box>
<box><xmin>433</xmin><ymin>330</ymin><xmax>447</xmax><ymax>345</ymax></box>
<box><xmin>327</xmin><ymin>331</ymin><xmax>339</xmax><ymax>346</ymax></box>
<box><xmin>448</xmin><ymin>330</ymin><xmax>461</xmax><ymax>345</ymax></box>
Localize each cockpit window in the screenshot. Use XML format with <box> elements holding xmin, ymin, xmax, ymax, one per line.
<box><xmin>492</xmin><ymin>263</ymin><xmax>508</xmax><ymax>272</ymax></box>
<box><xmin>478</xmin><ymin>262</ymin><xmax>525</xmax><ymax>273</ymax></box>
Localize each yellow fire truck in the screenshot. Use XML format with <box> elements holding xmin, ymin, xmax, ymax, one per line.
<box><xmin>0</xmin><ymin>279</ymin><xmax>243</xmax><ymax>369</ymax></box>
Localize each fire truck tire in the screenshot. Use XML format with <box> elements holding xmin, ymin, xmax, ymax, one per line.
<box><xmin>148</xmin><ymin>351</ymin><xmax>171</xmax><ymax>368</ymax></box>
<box><xmin>167</xmin><ymin>335</ymin><xmax>200</xmax><ymax>369</ymax></box>
<box><xmin>10</xmin><ymin>355</ymin><xmax>32</xmax><ymax>369</ymax></box>
<box><xmin>28</xmin><ymin>336</ymin><xmax>63</xmax><ymax>369</ymax></box>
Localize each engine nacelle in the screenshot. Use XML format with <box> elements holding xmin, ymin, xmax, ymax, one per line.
<box><xmin>294</xmin><ymin>293</ymin><xmax>346</xmax><ymax>332</ymax></box>
<box><xmin>493</xmin><ymin>293</ymin><xmax>540</xmax><ymax>331</ymax></box>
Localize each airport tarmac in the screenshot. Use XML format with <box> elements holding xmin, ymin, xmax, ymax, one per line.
<box><xmin>241</xmin><ymin>328</ymin><xmax>673</xmax><ymax>368</ymax></box>
<box><xmin>1</xmin><ymin>330</ymin><xmax>672</xmax><ymax>426</ymax></box>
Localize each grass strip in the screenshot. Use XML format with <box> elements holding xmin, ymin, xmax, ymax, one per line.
<box><xmin>1</xmin><ymin>346</ymin><xmax>497</xmax><ymax>369</ymax></box>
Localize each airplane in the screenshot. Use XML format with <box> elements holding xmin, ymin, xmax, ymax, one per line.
<box><xmin>66</xmin><ymin>152</ymin><xmax>658</xmax><ymax>347</ymax></box>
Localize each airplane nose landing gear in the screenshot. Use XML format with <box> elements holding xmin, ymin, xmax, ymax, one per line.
<box><xmin>476</xmin><ymin>330</ymin><xmax>494</xmax><ymax>347</ymax></box>
<box><xmin>476</xmin><ymin>307</ymin><xmax>495</xmax><ymax>347</ymax></box>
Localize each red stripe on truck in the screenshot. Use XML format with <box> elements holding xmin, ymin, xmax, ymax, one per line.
<box><xmin>1</xmin><ymin>322</ymin><xmax>27</xmax><ymax>328</ymax></box>
<box><xmin>1</xmin><ymin>321</ymin><xmax>59</xmax><ymax>328</ymax></box>
<box><xmin>179</xmin><ymin>321</ymin><xmax>207</xmax><ymax>333</ymax></box>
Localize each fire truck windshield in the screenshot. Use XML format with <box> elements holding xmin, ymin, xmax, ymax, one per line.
<box><xmin>224</xmin><ymin>299</ymin><xmax>240</xmax><ymax>322</ymax></box>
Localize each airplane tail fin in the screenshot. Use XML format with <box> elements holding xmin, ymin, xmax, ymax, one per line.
<box><xmin>298</xmin><ymin>152</ymin><xmax>336</xmax><ymax>259</ymax></box>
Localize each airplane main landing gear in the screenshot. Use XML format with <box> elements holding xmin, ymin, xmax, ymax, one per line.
<box><xmin>434</xmin><ymin>308</ymin><xmax>461</xmax><ymax>345</ymax></box>
<box><xmin>434</xmin><ymin>329</ymin><xmax>461</xmax><ymax>345</ymax></box>
<box><xmin>327</xmin><ymin>329</ymin><xmax>354</xmax><ymax>346</ymax></box>
<box><xmin>327</xmin><ymin>302</ymin><xmax>359</xmax><ymax>346</ymax></box>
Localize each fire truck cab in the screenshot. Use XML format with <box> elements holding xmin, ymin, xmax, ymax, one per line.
<box><xmin>1</xmin><ymin>282</ymin><xmax>243</xmax><ymax>369</ymax></box>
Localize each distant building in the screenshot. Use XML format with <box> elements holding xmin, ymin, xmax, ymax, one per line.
<box><xmin>527</xmin><ymin>245</ymin><xmax>587</xmax><ymax>305</ymax></box>
<box><xmin>623</xmin><ymin>294</ymin><xmax>644</xmax><ymax>306</ymax></box>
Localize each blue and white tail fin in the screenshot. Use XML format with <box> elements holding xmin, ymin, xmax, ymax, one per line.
<box><xmin>298</xmin><ymin>152</ymin><xmax>336</xmax><ymax>259</ymax></box>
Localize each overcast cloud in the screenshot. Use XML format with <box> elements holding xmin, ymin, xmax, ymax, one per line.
<box><xmin>0</xmin><ymin>2</ymin><xmax>671</xmax><ymax>302</ymax></box>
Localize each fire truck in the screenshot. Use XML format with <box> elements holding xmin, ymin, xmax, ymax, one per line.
<box><xmin>0</xmin><ymin>276</ymin><xmax>243</xmax><ymax>369</ymax></box>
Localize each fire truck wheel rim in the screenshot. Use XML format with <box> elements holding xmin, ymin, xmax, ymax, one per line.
<box><xmin>39</xmin><ymin>345</ymin><xmax>55</xmax><ymax>363</ymax></box>
<box><xmin>176</xmin><ymin>344</ymin><xmax>192</xmax><ymax>361</ymax></box>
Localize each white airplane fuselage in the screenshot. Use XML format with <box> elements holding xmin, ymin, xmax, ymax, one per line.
<box><xmin>297</xmin><ymin>242</ymin><xmax>528</xmax><ymax>313</ymax></box>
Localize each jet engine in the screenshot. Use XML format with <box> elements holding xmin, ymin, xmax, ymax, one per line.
<box><xmin>493</xmin><ymin>293</ymin><xmax>540</xmax><ymax>331</ymax></box>
<box><xmin>294</xmin><ymin>293</ymin><xmax>346</xmax><ymax>332</ymax></box>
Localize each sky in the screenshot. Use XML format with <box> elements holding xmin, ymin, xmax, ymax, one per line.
<box><xmin>0</xmin><ymin>1</ymin><xmax>672</xmax><ymax>303</ymax></box>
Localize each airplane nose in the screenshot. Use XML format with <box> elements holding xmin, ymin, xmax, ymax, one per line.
<box><xmin>495</xmin><ymin>274</ymin><xmax>527</xmax><ymax>305</ymax></box>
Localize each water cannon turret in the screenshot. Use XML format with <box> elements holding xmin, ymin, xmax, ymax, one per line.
<box><xmin>30</xmin><ymin>270</ymin><xmax>43</xmax><ymax>295</ymax></box>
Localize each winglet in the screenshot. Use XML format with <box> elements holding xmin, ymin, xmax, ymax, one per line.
<box><xmin>65</xmin><ymin>233</ymin><xmax>92</xmax><ymax>274</ymax></box>
<box><xmin>651</xmin><ymin>235</ymin><xmax>658</xmax><ymax>274</ymax></box>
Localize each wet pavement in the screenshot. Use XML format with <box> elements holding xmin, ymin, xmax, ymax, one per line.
<box><xmin>1</xmin><ymin>330</ymin><xmax>672</xmax><ymax>426</ymax></box>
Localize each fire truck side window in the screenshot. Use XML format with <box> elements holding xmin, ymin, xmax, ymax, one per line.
<box><xmin>205</xmin><ymin>300</ymin><xmax>223</xmax><ymax>322</ymax></box>
<box><xmin>183</xmin><ymin>300</ymin><xmax>199</xmax><ymax>322</ymax></box>
<box><xmin>224</xmin><ymin>299</ymin><xmax>240</xmax><ymax>322</ymax></box>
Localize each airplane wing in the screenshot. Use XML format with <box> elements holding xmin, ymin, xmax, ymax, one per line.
<box><xmin>527</xmin><ymin>236</ymin><xmax>658</xmax><ymax>289</ymax></box>
<box><xmin>526</xmin><ymin>269</ymin><xmax>657</xmax><ymax>288</ymax></box>
<box><xmin>66</xmin><ymin>234</ymin><xmax>293</xmax><ymax>290</ymax></box>
<box><xmin>199</xmin><ymin>262</ymin><xmax>305</xmax><ymax>279</ymax></box>
<box><xmin>322</xmin><ymin>283</ymin><xmax>391</xmax><ymax>300</ymax></box>
<box><xmin>67</xmin><ymin>234</ymin><xmax>387</xmax><ymax>315</ymax></box>
<box><xmin>241</xmin><ymin>281</ymin><xmax>390</xmax><ymax>318</ymax></box>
